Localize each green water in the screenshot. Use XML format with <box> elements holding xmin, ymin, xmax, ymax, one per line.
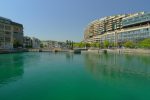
<box><xmin>0</xmin><ymin>52</ymin><xmax>150</xmax><ymax>100</ymax></box>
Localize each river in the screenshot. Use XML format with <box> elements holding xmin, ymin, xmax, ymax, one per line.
<box><xmin>0</xmin><ymin>52</ymin><xmax>150</xmax><ymax>100</ymax></box>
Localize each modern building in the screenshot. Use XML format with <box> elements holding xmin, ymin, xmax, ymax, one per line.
<box><xmin>0</xmin><ymin>16</ymin><xmax>23</xmax><ymax>49</ymax></box>
<box><xmin>84</xmin><ymin>12</ymin><xmax>150</xmax><ymax>46</ymax></box>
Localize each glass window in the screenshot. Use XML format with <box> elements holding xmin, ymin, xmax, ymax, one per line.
<box><xmin>5</xmin><ymin>25</ymin><xmax>11</xmax><ymax>30</ymax></box>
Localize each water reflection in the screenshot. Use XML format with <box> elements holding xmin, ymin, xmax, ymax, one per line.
<box><xmin>84</xmin><ymin>53</ymin><xmax>150</xmax><ymax>80</ymax></box>
<box><xmin>0</xmin><ymin>53</ymin><xmax>24</xmax><ymax>86</ymax></box>
<box><xmin>65</xmin><ymin>53</ymin><xmax>74</xmax><ymax>61</ymax></box>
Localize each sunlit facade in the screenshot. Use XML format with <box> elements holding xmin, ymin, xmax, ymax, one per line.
<box><xmin>84</xmin><ymin>12</ymin><xmax>150</xmax><ymax>45</ymax></box>
<box><xmin>0</xmin><ymin>16</ymin><xmax>23</xmax><ymax>49</ymax></box>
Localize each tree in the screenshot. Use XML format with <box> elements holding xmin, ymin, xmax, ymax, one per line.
<box><xmin>40</xmin><ymin>43</ymin><xmax>44</xmax><ymax>48</ymax></box>
<box><xmin>66</xmin><ymin>40</ymin><xmax>69</xmax><ymax>45</ymax></box>
<box><xmin>73</xmin><ymin>43</ymin><xmax>79</xmax><ymax>48</ymax></box>
<box><xmin>95</xmin><ymin>43</ymin><xmax>100</xmax><ymax>48</ymax></box>
<box><xmin>139</xmin><ymin>38</ymin><xmax>150</xmax><ymax>49</ymax></box>
<box><xmin>73</xmin><ymin>42</ymin><xmax>86</xmax><ymax>48</ymax></box>
<box><xmin>123</xmin><ymin>41</ymin><xmax>135</xmax><ymax>48</ymax></box>
<box><xmin>13</xmin><ymin>39</ymin><xmax>22</xmax><ymax>48</ymax></box>
<box><xmin>66</xmin><ymin>40</ymin><xmax>74</xmax><ymax>49</ymax></box>
<box><xmin>85</xmin><ymin>43</ymin><xmax>90</xmax><ymax>48</ymax></box>
<box><xmin>90</xmin><ymin>43</ymin><xmax>97</xmax><ymax>47</ymax></box>
<box><xmin>103</xmin><ymin>40</ymin><xmax>110</xmax><ymax>48</ymax></box>
<box><xmin>90</xmin><ymin>42</ymin><xmax>101</xmax><ymax>48</ymax></box>
<box><xmin>71</xmin><ymin>41</ymin><xmax>74</xmax><ymax>49</ymax></box>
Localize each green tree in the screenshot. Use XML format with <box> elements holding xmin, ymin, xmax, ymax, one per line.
<box><xmin>13</xmin><ymin>39</ymin><xmax>22</xmax><ymax>48</ymax></box>
<box><xmin>73</xmin><ymin>43</ymin><xmax>78</xmax><ymax>48</ymax></box>
<box><xmin>95</xmin><ymin>42</ymin><xmax>100</xmax><ymax>48</ymax></box>
<box><xmin>103</xmin><ymin>40</ymin><xmax>110</xmax><ymax>48</ymax></box>
<box><xmin>85</xmin><ymin>43</ymin><xmax>90</xmax><ymax>48</ymax></box>
<box><xmin>123</xmin><ymin>41</ymin><xmax>135</xmax><ymax>48</ymax></box>
<box><xmin>71</xmin><ymin>41</ymin><xmax>74</xmax><ymax>49</ymax></box>
<box><xmin>26</xmin><ymin>45</ymin><xmax>32</xmax><ymax>48</ymax></box>
<box><xmin>40</xmin><ymin>43</ymin><xmax>44</xmax><ymax>48</ymax></box>
<box><xmin>139</xmin><ymin>38</ymin><xmax>150</xmax><ymax>49</ymax></box>
<box><xmin>73</xmin><ymin>42</ymin><xmax>85</xmax><ymax>48</ymax></box>
<box><xmin>77</xmin><ymin>42</ymin><xmax>85</xmax><ymax>48</ymax></box>
<box><xmin>66</xmin><ymin>40</ymin><xmax>74</xmax><ymax>49</ymax></box>
<box><xmin>90</xmin><ymin>43</ymin><xmax>97</xmax><ymax>47</ymax></box>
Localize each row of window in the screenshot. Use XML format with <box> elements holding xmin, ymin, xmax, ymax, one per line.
<box><xmin>122</xmin><ymin>13</ymin><xmax>150</xmax><ymax>26</ymax></box>
<box><xmin>96</xmin><ymin>28</ymin><xmax>150</xmax><ymax>42</ymax></box>
<box><xmin>0</xmin><ymin>24</ymin><xmax>22</xmax><ymax>32</ymax></box>
<box><xmin>0</xmin><ymin>31</ymin><xmax>11</xmax><ymax>35</ymax></box>
<box><xmin>0</xmin><ymin>24</ymin><xmax>11</xmax><ymax>31</ymax></box>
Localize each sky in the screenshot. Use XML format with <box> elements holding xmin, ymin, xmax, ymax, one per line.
<box><xmin>0</xmin><ymin>0</ymin><xmax>150</xmax><ymax>42</ymax></box>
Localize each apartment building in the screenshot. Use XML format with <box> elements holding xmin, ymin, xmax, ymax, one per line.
<box><xmin>84</xmin><ymin>12</ymin><xmax>150</xmax><ymax>45</ymax></box>
<box><xmin>0</xmin><ymin>16</ymin><xmax>23</xmax><ymax>49</ymax></box>
<box><xmin>12</xmin><ymin>22</ymin><xmax>24</xmax><ymax>47</ymax></box>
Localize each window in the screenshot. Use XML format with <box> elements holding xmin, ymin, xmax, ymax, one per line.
<box><xmin>5</xmin><ymin>25</ymin><xmax>11</xmax><ymax>30</ymax></box>
<box><xmin>0</xmin><ymin>24</ymin><xmax>4</xmax><ymax>30</ymax></box>
<box><xmin>5</xmin><ymin>37</ymin><xmax>11</xmax><ymax>42</ymax></box>
<box><xmin>5</xmin><ymin>32</ymin><xmax>11</xmax><ymax>35</ymax></box>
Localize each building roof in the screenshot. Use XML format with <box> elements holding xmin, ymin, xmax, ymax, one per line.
<box><xmin>11</xmin><ymin>21</ymin><xmax>23</xmax><ymax>27</ymax></box>
<box><xmin>0</xmin><ymin>16</ymin><xmax>23</xmax><ymax>27</ymax></box>
<box><xmin>0</xmin><ymin>16</ymin><xmax>11</xmax><ymax>24</ymax></box>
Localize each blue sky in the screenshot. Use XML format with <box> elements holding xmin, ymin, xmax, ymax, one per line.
<box><xmin>0</xmin><ymin>0</ymin><xmax>149</xmax><ymax>42</ymax></box>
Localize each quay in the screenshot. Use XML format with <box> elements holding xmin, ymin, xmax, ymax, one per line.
<box><xmin>27</xmin><ymin>48</ymin><xmax>88</xmax><ymax>54</ymax></box>
<box><xmin>82</xmin><ymin>48</ymin><xmax>150</xmax><ymax>54</ymax></box>
<box><xmin>0</xmin><ymin>49</ymin><xmax>27</xmax><ymax>54</ymax></box>
<box><xmin>1</xmin><ymin>48</ymin><xmax>150</xmax><ymax>55</ymax></box>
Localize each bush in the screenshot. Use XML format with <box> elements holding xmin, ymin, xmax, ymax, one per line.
<box><xmin>139</xmin><ymin>38</ymin><xmax>150</xmax><ymax>49</ymax></box>
<box><xmin>13</xmin><ymin>40</ymin><xmax>22</xmax><ymax>48</ymax></box>
<box><xmin>123</xmin><ymin>41</ymin><xmax>135</xmax><ymax>48</ymax></box>
<box><xmin>103</xmin><ymin>40</ymin><xmax>110</xmax><ymax>48</ymax></box>
<box><xmin>73</xmin><ymin>42</ymin><xmax>86</xmax><ymax>48</ymax></box>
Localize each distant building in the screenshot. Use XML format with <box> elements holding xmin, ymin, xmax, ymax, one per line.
<box><xmin>32</xmin><ymin>37</ymin><xmax>40</xmax><ymax>48</ymax></box>
<box><xmin>23</xmin><ymin>36</ymin><xmax>32</xmax><ymax>48</ymax></box>
<box><xmin>84</xmin><ymin>12</ymin><xmax>150</xmax><ymax>46</ymax></box>
<box><xmin>41</xmin><ymin>40</ymin><xmax>67</xmax><ymax>49</ymax></box>
<box><xmin>0</xmin><ymin>16</ymin><xmax>23</xmax><ymax>49</ymax></box>
<box><xmin>23</xmin><ymin>36</ymin><xmax>40</xmax><ymax>48</ymax></box>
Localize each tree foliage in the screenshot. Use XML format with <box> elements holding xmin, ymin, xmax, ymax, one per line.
<box><xmin>40</xmin><ymin>43</ymin><xmax>44</xmax><ymax>48</ymax></box>
<box><xmin>103</xmin><ymin>40</ymin><xmax>110</xmax><ymax>48</ymax></box>
<box><xmin>123</xmin><ymin>41</ymin><xmax>135</xmax><ymax>48</ymax></box>
<box><xmin>139</xmin><ymin>38</ymin><xmax>150</xmax><ymax>49</ymax></box>
<box><xmin>66</xmin><ymin>40</ymin><xmax>74</xmax><ymax>49</ymax></box>
<box><xmin>73</xmin><ymin>42</ymin><xmax>85</xmax><ymax>48</ymax></box>
<box><xmin>13</xmin><ymin>39</ymin><xmax>22</xmax><ymax>48</ymax></box>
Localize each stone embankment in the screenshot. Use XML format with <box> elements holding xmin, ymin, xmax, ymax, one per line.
<box><xmin>107</xmin><ymin>49</ymin><xmax>150</xmax><ymax>54</ymax></box>
<box><xmin>27</xmin><ymin>48</ymin><xmax>69</xmax><ymax>52</ymax></box>
<box><xmin>82</xmin><ymin>48</ymin><xmax>150</xmax><ymax>54</ymax></box>
<box><xmin>0</xmin><ymin>49</ymin><xmax>27</xmax><ymax>54</ymax></box>
<box><xmin>1</xmin><ymin>48</ymin><xmax>150</xmax><ymax>54</ymax></box>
